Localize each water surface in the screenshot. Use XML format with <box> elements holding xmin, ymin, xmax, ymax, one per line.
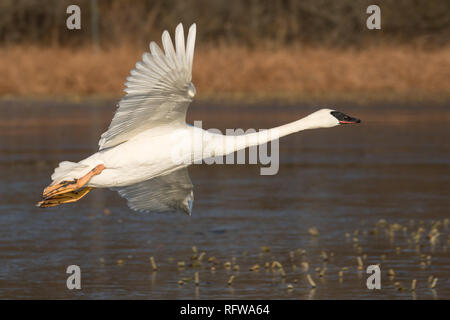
<box><xmin>0</xmin><ymin>100</ymin><xmax>448</xmax><ymax>299</ymax></box>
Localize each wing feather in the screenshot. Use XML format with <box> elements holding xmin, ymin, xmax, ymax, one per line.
<box><xmin>175</xmin><ymin>23</ymin><xmax>186</xmax><ymax>67</ymax></box>
<box><xmin>162</xmin><ymin>32</ymin><xmax>178</xmax><ymax>70</ymax></box>
<box><xmin>99</xmin><ymin>23</ymin><xmax>197</xmax><ymax>150</ymax></box>
<box><xmin>112</xmin><ymin>167</ymin><xmax>194</xmax><ymax>215</ymax></box>
<box><xmin>186</xmin><ymin>24</ymin><xmax>196</xmax><ymax>73</ymax></box>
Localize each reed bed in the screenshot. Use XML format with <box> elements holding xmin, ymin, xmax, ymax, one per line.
<box><xmin>1</xmin><ymin>45</ymin><xmax>449</xmax><ymax>102</ymax></box>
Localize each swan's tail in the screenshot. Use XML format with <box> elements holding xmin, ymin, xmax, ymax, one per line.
<box><xmin>50</xmin><ymin>161</ymin><xmax>91</xmax><ymax>186</ymax></box>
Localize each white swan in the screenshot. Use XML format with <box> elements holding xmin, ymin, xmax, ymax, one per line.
<box><xmin>37</xmin><ymin>23</ymin><xmax>360</xmax><ymax>214</ymax></box>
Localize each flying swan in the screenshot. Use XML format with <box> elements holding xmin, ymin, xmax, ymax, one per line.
<box><xmin>37</xmin><ymin>23</ymin><xmax>361</xmax><ymax>214</ymax></box>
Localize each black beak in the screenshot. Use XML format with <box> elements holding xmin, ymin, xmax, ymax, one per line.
<box><xmin>331</xmin><ymin>111</ymin><xmax>361</xmax><ymax>124</ymax></box>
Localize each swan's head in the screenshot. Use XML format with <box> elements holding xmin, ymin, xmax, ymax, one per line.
<box><xmin>307</xmin><ymin>108</ymin><xmax>361</xmax><ymax>128</ymax></box>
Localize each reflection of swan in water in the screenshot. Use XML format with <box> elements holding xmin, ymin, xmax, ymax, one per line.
<box><xmin>37</xmin><ymin>23</ymin><xmax>360</xmax><ymax>214</ymax></box>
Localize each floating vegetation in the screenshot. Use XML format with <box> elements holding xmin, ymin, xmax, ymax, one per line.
<box><xmin>250</xmin><ymin>264</ymin><xmax>260</xmax><ymax>271</ymax></box>
<box><xmin>308</xmin><ymin>227</ymin><xmax>319</xmax><ymax>237</ymax></box>
<box><xmin>306</xmin><ymin>274</ymin><xmax>316</xmax><ymax>288</ymax></box>
<box><xmin>198</xmin><ymin>252</ymin><xmax>206</xmax><ymax>261</ymax></box>
<box><xmin>388</xmin><ymin>269</ymin><xmax>395</xmax><ymax>279</ymax></box>
<box><xmin>319</xmin><ymin>267</ymin><xmax>327</xmax><ymax>278</ymax></box>
<box><xmin>194</xmin><ymin>272</ymin><xmax>199</xmax><ymax>286</ymax></box>
<box><xmin>428</xmin><ymin>227</ymin><xmax>440</xmax><ymax>246</ymax></box>
<box><xmin>356</xmin><ymin>257</ymin><xmax>363</xmax><ymax>270</ymax></box>
<box><xmin>411</xmin><ymin>279</ymin><xmax>417</xmax><ymax>291</ymax></box>
<box><xmin>138</xmin><ymin>218</ymin><xmax>447</xmax><ymax>298</ymax></box>
<box><xmin>228</xmin><ymin>275</ymin><xmax>235</xmax><ymax>286</ymax></box>
<box><xmin>150</xmin><ymin>256</ymin><xmax>157</xmax><ymax>271</ymax></box>
<box><xmin>301</xmin><ymin>262</ymin><xmax>309</xmax><ymax>272</ymax></box>
<box><xmin>394</xmin><ymin>282</ymin><xmax>405</xmax><ymax>291</ymax></box>
<box><xmin>271</xmin><ymin>261</ymin><xmax>282</xmax><ymax>270</ymax></box>
<box><xmin>376</xmin><ymin>219</ymin><xmax>388</xmax><ymax>228</ymax></box>
<box><xmin>430</xmin><ymin>278</ymin><xmax>438</xmax><ymax>289</ymax></box>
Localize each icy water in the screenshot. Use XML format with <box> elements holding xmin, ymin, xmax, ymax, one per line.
<box><xmin>0</xmin><ymin>99</ymin><xmax>448</xmax><ymax>300</ymax></box>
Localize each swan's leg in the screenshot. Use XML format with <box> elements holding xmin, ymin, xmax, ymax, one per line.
<box><xmin>42</xmin><ymin>164</ymin><xmax>105</xmax><ymax>198</ymax></box>
<box><xmin>37</xmin><ymin>187</ymin><xmax>94</xmax><ymax>208</ymax></box>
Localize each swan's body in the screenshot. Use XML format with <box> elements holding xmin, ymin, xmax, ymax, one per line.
<box><xmin>74</xmin><ymin>108</ymin><xmax>349</xmax><ymax>188</ymax></box>
<box><xmin>38</xmin><ymin>23</ymin><xmax>360</xmax><ymax>214</ymax></box>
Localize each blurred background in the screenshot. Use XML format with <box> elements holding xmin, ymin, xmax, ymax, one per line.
<box><xmin>3</xmin><ymin>0</ymin><xmax>449</xmax><ymax>46</ymax></box>
<box><xmin>0</xmin><ymin>1</ymin><xmax>449</xmax><ymax>300</ymax></box>
<box><xmin>0</xmin><ymin>0</ymin><xmax>449</xmax><ymax>101</ymax></box>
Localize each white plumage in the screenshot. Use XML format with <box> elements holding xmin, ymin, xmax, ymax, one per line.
<box><xmin>98</xmin><ymin>23</ymin><xmax>196</xmax><ymax>150</ymax></box>
<box><xmin>43</xmin><ymin>23</ymin><xmax>360</xmax><ymax>215</ymax></box>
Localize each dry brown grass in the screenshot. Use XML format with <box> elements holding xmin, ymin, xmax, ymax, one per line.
<box><xmin>1</xmin><ymin>45</ymin><xmax>449</xmax><ymax>102</ymax></box>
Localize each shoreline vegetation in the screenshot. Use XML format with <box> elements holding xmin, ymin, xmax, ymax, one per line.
<box><xmin>1</xmin><ymin>45</ymin><xmax>449</xmax><ymax>103</ymax></box>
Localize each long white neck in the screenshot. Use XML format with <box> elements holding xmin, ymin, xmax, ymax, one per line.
<box><xmin>204</xmin><ymin>113</ymin><xmax>326</xmax><ymax>158</ymax></box>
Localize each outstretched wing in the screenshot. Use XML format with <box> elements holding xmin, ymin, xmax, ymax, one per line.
<box><xmin>112</xmin><ymin>168</ymin><xmax>194</xmax><ymax>215</ymax></box>
<box><xmin>99</xmin><ymin>23</ymin><xmax>197</xmax><ymax>150</ymax></box>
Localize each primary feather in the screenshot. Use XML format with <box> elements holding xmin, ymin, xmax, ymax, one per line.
<box><xmin>98</xmin><ymin>23</ymin><xmax>197</xmax><ymax>150</ymax></box>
